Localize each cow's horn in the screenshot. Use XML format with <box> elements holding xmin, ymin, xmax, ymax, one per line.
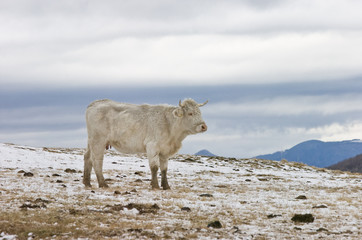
<box><xmin>179</xmin><ymin>100</ymin><xmax>185</xmax><ymax>107</ymax></box>
<box><xmin>198</xmin><ymin>100</ymin><xmax>208</xmax><ymax>107</ymax></box>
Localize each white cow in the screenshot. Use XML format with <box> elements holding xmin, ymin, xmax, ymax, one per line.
<box><xmin>83</xmin><ymin>98</ymin><xmax>208</xmax><ymax>189</ymax></box>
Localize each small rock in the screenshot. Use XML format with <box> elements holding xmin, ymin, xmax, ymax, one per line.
<box><xmin>52</xmin><ymin>173</ymin><xmax>61</xmax><ymax>177</ymax></box>
<box><xmin>291</xmin><ymin>214</ymin><xmax>314</xmax><ymax>223</ymax></box>
<box><xmin>296</xmin><ymin>195</ymin><xmax>307</xmax><ymax>200</ymax></box>
<box><xmin>134</xmin><ymin>171</ymin><xmax>143</xmax><ymax>176</ymax></box>
<box><xmin>65</xmin><ymin>168</ymin><xmax>77</xmax><ymax>173</ymax></box>
<box><xmin>56</xmin><ymin>180</ymin><xmax>63</xmax><ymax>183</ymax></box>
<box><xmin>313</xmin><ymin>205</ymin><xmax>328</xmax><ymax>209</ymax></box>
<box><xmin>130</xmin><ymin>189</ymin><xmax>137</xmax><ymax>193</ymax></box>
<box><xmin>245</xmin><ymin>179</ymin><xmax>251</xmax><ymax>182</ymax></box>
<box><xmin>61</xmin><ymin>184</ymin><xmax>67</xmax><ymax>188</ymax></box>
<box><xmin>199</xmin><ymin>193</ymin><xmax>213</xmax><ymax>198</ymax></box>
<box><xmin>135</xmin><ymin>179</ymin><xmax>143</xmax><ymax>183</ymax></box>
<box><xmin>258</xmin><ymin>178</ymin><xmax>269</xmax><ymax>181</ymax></box>
<box><xmin>18</xmin><ymin>170</ymin><xmax>25</xmax><ymax>173</ymax></box>
<box><xmin>267</xmin><ymin>214</ymin><xmax>282</xmax><ymax>219</ymax></box>
<box><xmin>24</xmin><ymin>172</ymin><xmax>34</xmax><ymax>177</ymax></box>
<box><xmin>181</xmin><ymin>207</ymin><xmax>191</xmax><ymax>212</ymax></box>
<box><xmin>207</xmin><ymin>220</ymin><xmax>222</xmax><ymax>228</ymax></box>
<box><xmin>317</xmin><ymin>228</ymin><xmax>329</xmax><ymax>232</ymax></box>
<box><xmin>114</xmin><ymin>190</ymin><xmax>121</xmax><ymax>195</ymax></box>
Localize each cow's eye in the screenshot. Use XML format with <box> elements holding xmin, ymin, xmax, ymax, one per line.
<box><xmin>188</xmin><ymin>112</ymin><xmax>193</xmax><ymax>116</ymax></box>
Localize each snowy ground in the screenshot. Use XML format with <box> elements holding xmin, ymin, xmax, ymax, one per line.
<box><xmin>0</xmin><ymin>143</ymin><xmax>361</xmax><ymax>239</ymax></box>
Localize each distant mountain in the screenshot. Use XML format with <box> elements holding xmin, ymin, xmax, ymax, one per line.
<box><xmin>195</xmin><ymin>149</ymin><xmax>217</xmax><ymax>157</ymax></box>
<box><xmin>327</xmin><ymin>154</ymin><xmax>362</xmax><ymax>173</ymax></box>
<box><xmin>255</xmin><ymin>139</ymin><xmax>362</xmax><ymax>168</ymax></box>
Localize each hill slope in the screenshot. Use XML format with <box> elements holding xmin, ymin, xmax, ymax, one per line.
<box><xmin>328</xmin><ymin>154</ymin><xmax>362</xmax><ymax>173</ymax></box>
<box><xmin>255</xmin><ymin>139</ymin><xmax>362</xmax><ymax>167</ymax></box>
<box><xmin>195</xmin><ymin>149</ymin><xmax>217</xmax><ymax>157</ymax></box>
<box><xmin>0</xmin><ymin>143</ymin><xmax>361</xmax><ymax>239</ymax></box>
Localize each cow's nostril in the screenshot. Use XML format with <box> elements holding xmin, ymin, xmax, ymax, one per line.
<box><xmin>201</xmin><ymin>124</ymin><xmax>207</xmax><ymax>131</ymax></box>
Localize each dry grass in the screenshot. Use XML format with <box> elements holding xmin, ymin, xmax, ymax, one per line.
<box><xmin>1</xmin><ymin>146</ymin><xmax>362</xmax><ymax>239</ymax></box>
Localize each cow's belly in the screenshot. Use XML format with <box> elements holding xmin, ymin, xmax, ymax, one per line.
<box><xmin>110</xmin><ymin>139</ymin><xmax>146</xmax><ymax>154</ymax></box>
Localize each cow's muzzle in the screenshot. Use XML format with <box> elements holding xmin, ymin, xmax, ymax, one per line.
<box><xmin>199</xmin><ymin>122</ymin><xmax>208</xmax><ymax>132</ymax></box>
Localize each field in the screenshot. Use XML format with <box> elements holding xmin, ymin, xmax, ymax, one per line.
<box><xmin>0</xmin><ymin>143</ymin><xmax>361</xmax><ymax>239</ymax></box>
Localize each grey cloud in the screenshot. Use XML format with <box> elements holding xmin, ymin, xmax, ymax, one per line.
<box><xmin>1</xmin><ymin>79</ymin><xmax>362</xmax><ymax>157</ymax></box>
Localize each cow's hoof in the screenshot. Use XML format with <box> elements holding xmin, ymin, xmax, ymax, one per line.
<box><xmin>99</xmin><ymin>183</ymin><xmax>109</xmax><ymax>188</ymax></box>
<box><xmin>83</xmin><ymin>182</ymin><xmax>92</xmax><ymax>188</ymax></box>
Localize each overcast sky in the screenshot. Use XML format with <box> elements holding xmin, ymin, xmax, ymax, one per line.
<box><xmin>1</xmin><ymin>0</ymin><xmax>362</xmax><ymax>157</ymax></box>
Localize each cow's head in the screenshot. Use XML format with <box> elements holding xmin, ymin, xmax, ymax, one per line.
<box><xmin>173</xmin><ymin>99</ymin><xmax>208</xmax><ymax>134</ymax></box>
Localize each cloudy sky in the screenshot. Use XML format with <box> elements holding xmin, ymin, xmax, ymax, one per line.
<box><xmin>1</xmin><ymin>0</ymin><xmax>362</xmax><ymax>157</ymax></box>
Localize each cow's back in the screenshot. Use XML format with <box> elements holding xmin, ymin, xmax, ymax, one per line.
<box><xmin>85</xmin><ymin>99</ymin><xmax>174</xmax><ymax>154</ymax></box>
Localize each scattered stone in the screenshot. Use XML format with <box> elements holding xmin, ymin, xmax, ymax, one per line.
<box><xmin>127</xmin><ymin>229</ymin><xmax>142</xmax><ymax>233</ymax></box>
<box><xmin>245</xmin><ymin>179</ymin><xmax>251</xmax><ymax>182</ymax></box>
<box><xmin>34</xmin><ymin>198</ymin><xmax>50</xmax><ymax>204</ymax></box>
<box><xmin>313</xmin><ymin>205</ymin><xmax>328</xmax><ymax>209</ymax></box>
<box><xmin>215</xmin><ymin>184</ymin><xmax>228</xmax><ymax>188</ymax></box>
<box><xmin>130</xmin><ymin>189</ymin><xmax>137</xmax><ymax>193</ymax></box>
<box><xmin>135</xmin><ymin>179</ymin><xmax>143</xmax><ymax>183</ymax></box>
<box><xmin>56</xmin><ymin>180</ymin><xmax>63</xmax><ymax>183</ymax></box>
<box><xmin>65</xmin><ymin>168</ymin><xmax>77</xmax><ymax>173</ymax></box>
<box><xmin>258</xmin><ymin>178</ymin><xmax>269</xmax><ymax>181</ymax></box>
<box><xmin>69</xmin><ymin>208</ymin><xmax>82</xmax><ymax>215</ymax></box>
<box><xmin>181</xmin><ymin>207</ymin><xmax>191</xmax><ymax>212</ymax></box>
<box><xmin>207</xmin><ymin>220</ymin><xmax>222</xmax><ymax>228</ymax></box>
<box><xmin>317</xmin><ymin>228</ymin><xmax>329</xmax><ymax>232</ymax></box>
<box><xmin>124</xmin><ymin>203</ymin><xmax>160</xmax><ymax>214</ymax></box>
<box><xmin>296</xmin><ymin>195</ymin><xmax>307</xmax><ymax>200</ymax></box>
<box><xmin>20</xmin><ymin>200</ymin><xmax>47</xmax><ymax>209</ymax></box>
<box><xmin>199</xmin><ymin>193</ymin><xmax>213</xmax><ymax>198</ymax></box>
<box><xmin>291</xmin><ymin>214</ymin><xmax>314</xmax><ymax>223</ymax></box>
<box><xmin>91</xmin><ymin>190</ymin><xmax>95</xmax><ymax>193</ymax></box>
<box><xmin>140</xmin><ymin>165</ymin><xmax>146</xmax><ymax>167</ymax></box>
<box><xmin>267</xmin><ymin>214</ymin><xmax>282</xmax><ymax>219</ymax></box>
<box><xmin>61</xmin><ymin>184</ymin><xmax>67</xmax><ymax>188</ymax></box>
<box><xmin>18</xmin><ymin>170</ymin><xmax>25</xmax><ymax>173</ymax></box>
<box><xmin>294</xmin><ymin>227</ymin><xmax>302</xmax><ymax>231</ymax></box>
<box><xmin>240</xmin><ymin>201</ymin><xmax>247</xmax><ymax>204</ymax></box>
<box><xmin>114</xmin><ymin>190</ymin><xmax>121</xmax><ymax>195</ymax></box>
<box><xmin>134</xmin><ymin>171</ymin><xmax>144</xmax><ymax>176</ymax></box>
<box><xmin>52</xmin><ymin>173</ymin><xmax>61</xmax><ymax>177</ymax></box>
<box><xmin>232</xmin><ymin>226</ymin><xmax>241</xmax><ymax>234</ymax></box>
<box><xmin>233</xmin><ymin>168</ymin><xmax>240</xmax><ymax>171</ymax></box>
<box><xmin>112</xmin><ymin>162</ymin><xmax>118</xmax><ymax>164</ymax></box>
<box><xmin>23</xmin><ymin>172</ymin><xmax>34</xmax><ymax>177</ymax></box>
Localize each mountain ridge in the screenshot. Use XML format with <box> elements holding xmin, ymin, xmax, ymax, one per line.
<box><xmin>255</xmin><ymin>139</ymin><xmax>362</xmax><ymax>168</ymax></box>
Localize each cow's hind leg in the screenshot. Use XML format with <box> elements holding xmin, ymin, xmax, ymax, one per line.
<box><xmin>91</xmin><ymin>144</ymin><xmax>109</xmax><ymax>188</ymax></box>
<box><xmin>83</xmin><ymin>147</ymin><xmax>93</xmax><ymax>187</ymax></box>
<box><xmin>160</xmin><ymin>156</ymin><xmax>170</xmax><ymax>190</ymax></box>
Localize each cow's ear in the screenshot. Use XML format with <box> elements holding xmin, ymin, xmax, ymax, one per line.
<box><xmin>173</xmin><ymin>108</ymin><xmax>183</xmax><ymax>118</ymax></box>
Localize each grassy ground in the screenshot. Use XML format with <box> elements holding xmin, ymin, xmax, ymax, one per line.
<box><xmin>0</xmin><ymin>144</ymin><xmax>361</xmax><ymax>239</ymax></box>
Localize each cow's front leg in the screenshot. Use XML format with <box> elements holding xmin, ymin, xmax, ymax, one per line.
<box><xmin>160</xmin><ymin>157</ymin><xmax>170</xmax><ymax>190</ymax></box>
<box><xmin>147</xmin><ymin>144</ymin><xmax>160</xmax><ymax>190</ymax></box>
